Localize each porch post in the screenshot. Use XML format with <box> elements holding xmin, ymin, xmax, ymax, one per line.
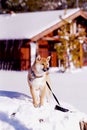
<box><xmin>30</xmin><ymin>41</ymin><xmax>37</xmax><ymax>66</ymax></box>
<box><xmin>79</xmin><ymin>43</ymin><xmax>83</xmax><ymax>68</ymax></box>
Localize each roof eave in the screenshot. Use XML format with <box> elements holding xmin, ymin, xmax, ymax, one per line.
<box><xmin>31</xmin><ymin>9</ymin><xmax>87</xmax><ymax>41</ymax></box>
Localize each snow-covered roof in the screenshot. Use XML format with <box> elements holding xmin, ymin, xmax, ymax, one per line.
<box><xmin>0</xmin><ymin>8</ymin><xmax>86</xmax><ymax>40</ymax></box>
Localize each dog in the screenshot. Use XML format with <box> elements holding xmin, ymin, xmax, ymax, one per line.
<box><xmin>28</xmin><ymin>55</ymin><xmax>51</xmax><ymax>107</ymax></box>
<box><xmin>79</xmin><ymin>121</ymin><xmax>87</xmax><ymax>130</ymax></box>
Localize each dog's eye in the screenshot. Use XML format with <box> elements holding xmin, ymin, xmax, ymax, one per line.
<box><xmin>42</xmin><ymin>63</ymin><xmax>44</xmax><ymax>66</ymax></box>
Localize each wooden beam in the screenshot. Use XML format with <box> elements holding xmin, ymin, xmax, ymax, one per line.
<box><xmin>42</xmin><ymin>36</ymin><xmax>59</xmax><ymax>41</ymax></box>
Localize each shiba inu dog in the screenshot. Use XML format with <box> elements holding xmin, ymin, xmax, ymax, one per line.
<box><xmin>28</xmin><ymin>55</ymin><xmax>51</xmax><ymax>107</ymax></box>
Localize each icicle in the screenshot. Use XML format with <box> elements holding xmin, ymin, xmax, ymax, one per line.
<box><xmin>5</xmin><ymin>40</ymin><xmax>8</xmax><ymax>52</ymax></box>
<box><xmin>18</xmin><ymin>40</ymin><xmax>23</xmax><ymax>50</ymax></box>
<box><xmin>10</xmin><ymin>40</ymin><xmax>14</xmax><ymax>52</ymax></box>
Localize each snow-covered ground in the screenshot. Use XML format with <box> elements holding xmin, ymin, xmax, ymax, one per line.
<box><xmin>0</xmin><ymin>67</ymin><xmax>87</xmax><ymax>130</ymax></box>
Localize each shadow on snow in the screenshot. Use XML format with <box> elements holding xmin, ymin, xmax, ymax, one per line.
<box><xmin>0</xmin><ymin>90</ymin><xmax>31</xmax><ymax>100</ymax></box>
<box><xmin>0</xmin><ymin>111</ymin><xmax>32</xmax><ymax>130</ymax></box>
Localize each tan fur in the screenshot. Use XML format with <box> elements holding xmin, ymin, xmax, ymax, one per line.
<box><xmin>27</xmin><ymin>55</ymin><xmax>51</xmax><ymax>107</ymax></box>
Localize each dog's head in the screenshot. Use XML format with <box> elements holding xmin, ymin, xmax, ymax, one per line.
<box><xmin>35</xmin><ymin>55</ymin><xmax>51</xmax><ymax>72</ymax></box>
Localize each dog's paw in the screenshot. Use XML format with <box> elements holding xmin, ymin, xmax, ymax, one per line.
<box><xmin>33</xmin><ymin>103</ymin><xmax>38</xmax><ymax>108</ymax></box>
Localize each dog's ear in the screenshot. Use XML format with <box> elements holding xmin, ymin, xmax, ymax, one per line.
<box><xmin>36</xmin><ymin>55</ymin><xmax>41</xmax><ymax>61</ymax></box>
<box><xmin>47</xmin><ymin>56</ymin><xmax>51</xmax><ymax>61</ymax></box>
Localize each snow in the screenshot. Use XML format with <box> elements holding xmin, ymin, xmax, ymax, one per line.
<box><xmin>0</xmin><ymin>8</ymin><xmax>80</xmax><ymax>39</ymax></box>
<box><xmin>0</xmin><ymin>67</ymin><xmax>87</xmax><ymax>130</ymax></box>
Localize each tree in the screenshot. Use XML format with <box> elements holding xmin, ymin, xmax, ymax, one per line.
<box><xmin>55</xmin><ymin>23</ymin><xmax>86</xmax><ymax>71</ymax></box>
<box><xmin>0</xmin><ymin>0</ymin><xmax>48</xmax><ymax>13</ymax></box>
<box><xmin>2</xmin><ymin>0</ymin><xmax>29</xmax><ymax>12</ymax></box>
<box><xmin>0</xmin><ymin>0</ymin><xmax>87</xmax><ymax>13</ymax></box>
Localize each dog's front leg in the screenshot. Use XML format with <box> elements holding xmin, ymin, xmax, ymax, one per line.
<box><xmin>30</xmin><ymin>86</ymin><xmax>38</xmax><ymax>107</ymax></box>
<box><xmin>40</xmin><ymin>86</ymin><xmax>46</xmax><ymax>106</ymax></box>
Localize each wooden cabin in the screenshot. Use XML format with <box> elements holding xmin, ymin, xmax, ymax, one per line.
<box><xmin>0</xmin><ymin>8</ymin><xmax>87</xmax><ymax>70</ymax></box>
<box><xmin>31</xmin><ymin>9</ymin><xmax>87</xmax><ymax>69</ymax></box>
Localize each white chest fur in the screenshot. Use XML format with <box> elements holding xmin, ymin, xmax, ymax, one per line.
<box><xmin>31</xmin><ymin>75</ymin><xmax>46</xmax><ymax>90</ymax></box>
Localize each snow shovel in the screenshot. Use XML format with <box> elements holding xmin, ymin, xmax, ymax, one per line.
<box><xmin>46</xmin><ymin>81</ymin><xmax>70</xmax><ymax>112</ymax></box>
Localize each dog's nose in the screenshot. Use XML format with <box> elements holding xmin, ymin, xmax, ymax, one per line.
<box><xmin>43</xmin><ymin>68</ymin><xmax>49</xmax><ymax>72</ymax></box>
